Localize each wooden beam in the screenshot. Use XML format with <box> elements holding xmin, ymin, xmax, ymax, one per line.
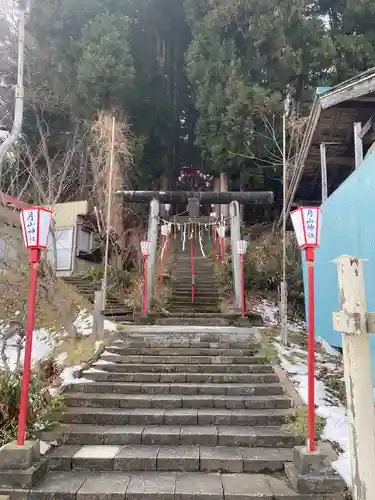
<box><xmin>354</xmin><ymin>122</ymin><xmax>364</xmax><ymax>169</ymax></box>
<box><xmin>359</xmin><ymin>114</ymin><xmax>374</xmax><ymax>139</ymax></box>
<box><xmin>320</xmin><ymin>143</ymin><xmax>328</xmax><ymax>202</ymax></box>
<box><xmin>330</xmin><ymin>101</ymin><xmax>375</xmax><ymax>109</ymax></box>
<box><xmin>321</xmin><ymin>76</ymin><xmax>375</xmax><ymax>109</ymax></box>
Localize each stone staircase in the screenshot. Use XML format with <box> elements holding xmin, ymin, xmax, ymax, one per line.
<box><xmin>2</xmin><ymin>328</ymin><xmax>343</xmax><ymax>498</ymax></box>
<box><xmin>162</xmin><ymin>238</ymin><xmax>226</xmax><ymax>325</ymax></box>
<box><xmin>63</xmin><ymin>276</ymin><xmax>133</xmax><ymax>321</ymax></box>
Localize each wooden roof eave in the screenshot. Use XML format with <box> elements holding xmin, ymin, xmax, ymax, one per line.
<box><xmin>278</xmin><ymin>96</ymin><xmax>322</xmax><ymax>226</ymax></box>
<box><xmin>319</xmin><ymin>68</ymin><xmax>375</xmax><ymax>110</ymax></box>
<box><xmin>278</xmin><ymin>67</ymin><xmax>375</xmax><ymax>227</ymax></box>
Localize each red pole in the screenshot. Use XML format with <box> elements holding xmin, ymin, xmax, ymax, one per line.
<box><xmin>143</xmin><ymin>256</ymin><xmax>148</xmax><ymax>317</ymax></box>
<box><xmin>306</xmin><ymin>246</ymin><xmax>316</xmax><ymax>452</ymax></box>
<box><xmin>190</xmin><ymin>238</ymin><xmax>195</xmax><ymax>302</ymax></box>
<box><xmin>165</xmin><ymin>234</ymin><xmax>169</xmax><ymax>263</ymax></box>
<box><xmin>212</xmin><ymin>227</ymin><xmax>217</xmax><ymax>260</ymax></box>
<box><xmin>240</xmin><ymin>254</ymin><xmax>245</xmax><ymax>318</ymax></box>
<box><xmin>17</xmin><ymin>248</ymin><xmax>40</xmax><ymax>446</ymax></box>
<box><xmin>221</xmin><ymin>237</ymin><xmax>225</xmax><ymax>264</ymax></box>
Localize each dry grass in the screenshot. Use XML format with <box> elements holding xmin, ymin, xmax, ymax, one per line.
<box><xmin>283</xmin><ymin>407</ymin><xmax>326</xmax><ymax>442</ymax></box>
<box><xmin>0</xmin><ymin>269</ymin><xmax>90</xmax><ymax>331</ymax></box>
<box><xmin>257</xmin><ymin>329</ymin><xmax>279</xmax><ymax>363</ymax></box>
<box><xmin>52</xmin><ymin>333</ymin><xmax>110</xmax><ymax>367</ymax></box>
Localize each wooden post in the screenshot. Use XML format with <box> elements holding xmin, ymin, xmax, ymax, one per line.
<box><xmin>354</xmin><ymin>122</ymin><xmax>364</xmax><ymax>169</ymax></box>
<box><xmin>93</xmin><ymin>291</ymin><xmax>104</xmax><ymax>336</ymax></box>
<box><xmin>333</xmin><ymin>255</ymin><xmax>375</xmax><ymax>500</ymax></box>
<box><xmin>320</xmin><ymin>142</ymin><xmax>328</xmax><ymax>203</ymax></box>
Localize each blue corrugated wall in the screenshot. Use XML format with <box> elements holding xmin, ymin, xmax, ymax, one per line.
<box><xmin>302</xmin><ymin>150</ymin><xmax>375</xmax><ymax>385</ymax></box>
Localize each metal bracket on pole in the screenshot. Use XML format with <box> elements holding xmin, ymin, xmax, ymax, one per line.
<box><xmin>147</xmin><ymin>199</ymin><xmax>159</xmax><ymax>311</ymax></box>
<box><xmin>230</xmin><ymin>201</ymin><xmax>242</xmax><ymax>309</ymax></box>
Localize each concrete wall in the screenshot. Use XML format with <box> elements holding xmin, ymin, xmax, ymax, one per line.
<box><xmin>302</xmin><ymin>150</ymin><xmax>375</xmax><ymax>384</ymax></box>
<box><xmin>51</xmin><ymin>201</ymin><xmax>89</xmax><ymax>228</ymax></box>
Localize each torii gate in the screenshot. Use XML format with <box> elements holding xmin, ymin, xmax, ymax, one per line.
<box><xmin>117</xmin><ymin>190</ymin><xmax>274</xmax><ymax>311</ymax></box>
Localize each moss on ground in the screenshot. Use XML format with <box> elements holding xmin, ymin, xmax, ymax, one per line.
<box><xmin>283</xmin><ymin>407</ymin><xmax>326</xmax><ymax>442</ymax></box>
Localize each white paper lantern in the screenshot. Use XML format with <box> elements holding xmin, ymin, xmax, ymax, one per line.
<box><xmin>161</xmin><ymin>225</ymin><xmax>169</xmax><ymax>236</ymax></box>
<box><xmin>140</xmin><ymin>240</ymin><xmax>151</xmax><ymax>257</ymax></box>
<box><xmin>236</xmin><ymin>240</ymin><xmax>248</xmax><ymax>255</ymax></box>
<box><xmin>216</xmin><ymin>225</ymin><xmax>225</xmax><ymax>238</ymax></box>
<box><xmin>290</xmin><ymin>206</ymin><xmax>322</xmax><ymax>249</ymax></box>
<box><xmin>20</xmin><ymin>208</ymin><xmax>52</xmax><ymax>249</ymax></box>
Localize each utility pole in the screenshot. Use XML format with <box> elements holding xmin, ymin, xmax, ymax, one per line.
<box><xmin>0</xmin><ymin>1</ymin><xmax>27</xmax><ymax>177</ymax></box>
<box><xmin>102</xmin><ymin>117</ymin><xmax>116</xmax><ymax>309</ymax></box>
<box><xmin>280</xmin><ymin>113</ymin><xmax>288</xmax><ymax>345</ymax></box>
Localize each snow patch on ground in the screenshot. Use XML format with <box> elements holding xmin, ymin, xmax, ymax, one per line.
<box><xmin>39</xmin><ymin>440</ymin><xmax>52</xmax><ymax>455</ymax></box>
<box><xmin>0</xmin><ymin>327</ymin><xmax>55</xmax><ymax>371</ymax></box>
<box><xmin>275</xmin><ymin>338</ymin><xmax>351</xmax><ymax>488</ymax></box>
<box><xmin>60</xmin><ymin>365</ymin><xmax>82</xmax><ymax>387</ymax></box>
<box><xmin>254</xmin><ymin>300</ymin><xmax>279</xmax><ymax>326</ymax></box>
<box><xmin>317</xmin><ymin>336</ymin><xmax>341</xmax><ymax>357</ymax></box>
<box><xmin>0</xmin><ymin>309</ymin><xmax>117</xmax><ymax>372</ymax></box>
<box><xmin>254</xmin><ymin>299</ymin><xmax>305</xmax><ymax>331</ymax></box>
<box><xmin>74</xmin><ymin>310</ymin><xmax>117</xmax><ymax>336</ymax></box>
<box><xmin>252</xmin><ymin>298</ymin><xmax>350</xmax><ymax>487</ymax></box>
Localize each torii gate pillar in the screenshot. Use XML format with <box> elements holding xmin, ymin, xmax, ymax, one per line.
<box><xmin>230</xmin><ymin>201</ymin><xmax>242</xmax><ymax>308</ymax></box>
<box><xmin>147</xmin><ymin>199</ymin><xmax>159</xmax><ymax>311</ymax></box>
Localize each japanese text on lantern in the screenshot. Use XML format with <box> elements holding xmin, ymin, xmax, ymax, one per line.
<box><xmin>26</xmin><ymin>211</ymin><xmax>37</xmax><ymax>245</ymax></box>
<box><xmin>304</xmin><ymin>209</ymin><xmax>317</xmax><ymax>244</ymax></box>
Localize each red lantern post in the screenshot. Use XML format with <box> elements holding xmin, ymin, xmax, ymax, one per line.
<box><xmin>141</xmin><ymin>240</ymin><xmax>151</xmax><ymax>318</ymax></box>
<box><xmin>290</xmin><ymin>206</ymin><xmax>322</xmax><ymax>453</ymax></box>
<box><xmin>18</xmin><ymin>207</ymin><xmax>52</xmax><ymax>446</ymax></box>
<box><xmin>217</xmin><ymin>225</ymin><xmax>226</xmax><ymax>264</ymax></box>
<box><xmin>210</xmin><ymin>212</ymin><xmax>217</xmax><ymax>261</ymax></box>
<box><xmin>237</xmin><ymin>240</ymin><xmax>248</xmax><ymax>318</ymax></box>
<box><xmin>190</xmin><ymin>236</ymin><xmax>195</xmax><ymax>302</ymax></box>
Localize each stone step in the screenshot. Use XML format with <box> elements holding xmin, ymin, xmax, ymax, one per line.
<box><xmin>61</xmin><ymin>407</ymin><xmax>292</xmax><ymax>426</ymax></box>
<box><xmin>167</xmin><ymin>303</ymin><xmax>220</xmax><ymax>309</ymax></box>
<box><xmin>173</xmin><ymin>269</ymin><xmax>216</xmax><ymax>275</ymax></box>
<box><xmin>173</xmin><ymin>280</ymin><xmax>217</xmax><ymax>285</ymax></box>
<box><xmin>65</xmin><ymin>393</ymin><xmax>292</xmax><ymax>410</ymax></box>
<box><xmin>153</xmin><ymin>312</ymin><xmax>227</xmax><ymax>318</ymax></box>
<box><xmin>80</xmin><ymin>371</ymin><xmax>279</xmax><ymax>384</ymax></box>
<box><xmin>91</xmin><ymin>362</ymin><xmax>273</xmax><ymax>374</ymax></box>
<box><xmin>0</xmin><ymin>459</ymin><xmax>47</xmax><ymax>489</ymax></box>
<box><xmin>168</xmin><ymin>300</ymin><xmax>219</xmax><ymax>306</ymax></box>
<box><xmin>112</xmin><ymin>339</ymin><xmax>258</xmax><ymax>348</ymax></box>
<box><xmin>53</xmin><ymin>424</ymin><xmax>299</xmax><ymax>448</ymax></box>
<box><xmin>169</xmin><ymin>296</ymin><xmax>219</xmax><ymax>303</ymax></box>
<box><xmin>66</xmin><ymin>382</ymin><xmax>284</xmax><ymax>396</ymax></box>
<box><xmin>47</xmin><ymin>444</ymin><xmax>294</xmax><ymax>473</ymax></box>
<box><xmin>106</xmin><ymin>346</ymin><xmax>259</xmax><ymax>356</ymax></box>
<box><xmin>172</xmin><ymin>288</ymin><xmax>218</xmax><ymax>294</ymax></box>
<box><xmin>172</xmin><ymin>285</ymin><xmax>218</xmax><ymax>291</ymax></box>
<box><xmin>156</xmin><ymin>318</ymin><xmax>230</xmax><ymax>326</ymax></box>
<box><xmin>173</xmin><ymin>271</ymin><xmax>216</xmax><ymax>276</ymax></box>
<box><xmin>22</xmin><ymin>470</ymin><xmax>318</xmax><ymax>500</ymax></box>
<box><xmin>99</xmin><ymin>354</ymin><xmax>267</xmax><ymax>365</ymax></box>
<box><xmin>167</xmin><ymin>308</ymin><xmax>221</xmax><ymax>314</ymax></box>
